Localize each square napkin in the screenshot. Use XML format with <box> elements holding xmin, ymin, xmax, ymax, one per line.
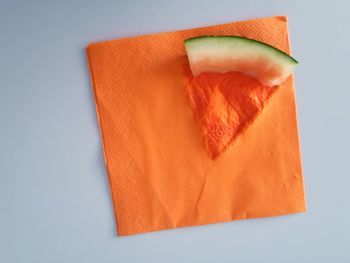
<box><xmin>86</xmin><ymin>16</ymin><xmax>306</xmax><ymax>236</ymax></box>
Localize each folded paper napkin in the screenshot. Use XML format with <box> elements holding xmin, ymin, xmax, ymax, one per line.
<box><xmin>86</xmin><ymin>16</ymin><xmax>306</xmax><ymax>236</ymax></box>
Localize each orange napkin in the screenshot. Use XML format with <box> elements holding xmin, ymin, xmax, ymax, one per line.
<box><xmin>184</xmin><ymin>65</ymin><xmax>277</xmax><ymax>159</ymax></box>
<box><xmin>87</xmin><ymin>16</ymin><xmax>306</xmax><ymax>236</ymax></box>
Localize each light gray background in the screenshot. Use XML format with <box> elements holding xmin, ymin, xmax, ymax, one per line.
<box><xmin>1</xmin><ymin>0</ymin><xmax>349</xmax><ymax>262</ymax></box>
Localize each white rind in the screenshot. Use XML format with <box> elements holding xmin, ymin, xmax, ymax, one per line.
<box><xmin>185</xmin><ymin>36</ymin><xmax>298</xmax><ymax>86</ymax></box>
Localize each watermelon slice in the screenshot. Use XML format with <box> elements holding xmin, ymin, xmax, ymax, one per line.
<box><xmin>184</xmin><ymin>36</ymin><xmax>298</xmax><ymax>87</ymax></box>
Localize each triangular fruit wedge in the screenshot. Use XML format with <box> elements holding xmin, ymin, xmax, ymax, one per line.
<box><xmin>184</xmin><ymin>36</ymin><xmax>298</xmax><ymax>159</ymax></box>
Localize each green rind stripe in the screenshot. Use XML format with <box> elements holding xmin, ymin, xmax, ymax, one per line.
<box><xmin>184</xmin><ymin>36</ymin><xmax>298</xmax><ymax>64</ymax></box>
